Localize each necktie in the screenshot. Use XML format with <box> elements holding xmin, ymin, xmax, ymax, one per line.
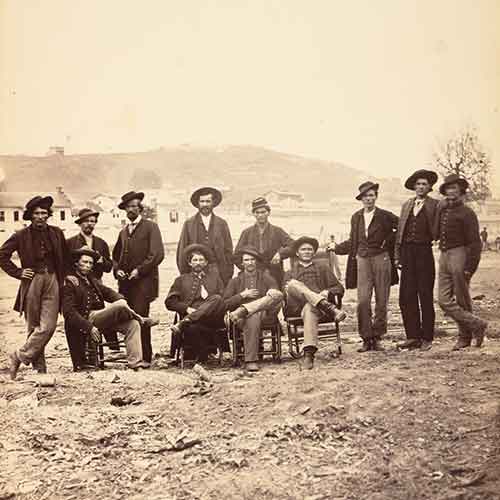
<box><xmin>128</xmin><ymin>222</ymin><xmax>137</xmax><ymax>234</ymax></box>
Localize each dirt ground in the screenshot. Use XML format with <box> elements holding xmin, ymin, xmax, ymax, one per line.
<box><xmin>1</xmin><ymin>251</ymin><xmax>500</xmax><ymax>500</ymax></box>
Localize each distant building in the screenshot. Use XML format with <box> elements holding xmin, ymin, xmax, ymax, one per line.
<box><xmin>0</xmin><ymin>187</ymin><xmax>73</xmax><ymax>236</ymax></box>
<box><xmin>46</xmin><ymin>146</ymin><xmax>65</xmax><ymax>156</ymax></box>
<box><xmin>262</xmin><ymin>190</ymin><xmax>304</xmax><ymax>208</ymax></box>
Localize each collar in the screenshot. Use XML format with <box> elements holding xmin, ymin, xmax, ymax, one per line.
<box><xmin>128</xmin><ymin>215</ymin><xmax>142</xmax><ymax>226</ymax></box>
<box><xmin>192</xmin><ymin>270</ymin><xmax>206</xmax><ymax>279</ymax></box>
<box><xmin>80</xmin><ymin>231</ymin><xmax>93</xmax><ymax>240</ymax></box>
<box><xmin>30</xmin><ymin>223</ymin><xmax>48</xmax><ymax>232</ymax></box>
<box><xmin>298</xmin><ymin>261</ymin><xmax>314</xmax><ymax>268</ymax></box>
<box><xmin>244</xmin><ymin>270</ymin><xmax>258</xmax><ymax>278</ymax></box>
<box><xmin>200</xmin><ymin>212</ymin><xmax>212</xmax><ymax>220</ymax></box>
<box><xmin>363</xmin><ymin>207</ymin><xmax>376</xmax><ymax>215</ymax></box>
<box><xmin>75</xmin><ymin>271</ymin><xmax>90</xmax><ymax>284</ymax></box>
<box><xmin>255</xmin><ymin>222</ymin><xmax>269</xmax><ymax>232</ymax></box>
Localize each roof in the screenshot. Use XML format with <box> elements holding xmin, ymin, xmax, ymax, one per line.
<box><xmin>0</xmin><ymin>191</ymin><xmax>72</xmax><ymax>208</ymax></box>
<box><xmin>263</xmin><ymin>189</ymin><xmax>304</xmax><ymax>199</ymax></box>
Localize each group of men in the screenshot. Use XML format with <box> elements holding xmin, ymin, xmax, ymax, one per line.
<box><xmin>0</xmin><ymin>168</ymin><xmax>488</xmax><ymax>379</ymax></box>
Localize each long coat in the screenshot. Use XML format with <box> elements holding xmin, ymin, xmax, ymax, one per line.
<box><xmin>394</xmin><ymin>196</ymin><xmax>439</xmax><ymax>262</ymax></box>
<box><xmin>0</xmin><ymin>224</ymin><xmax>69</xmax><ymax>313</ymax></box>
<box><xmin>223</xmin><ymin>269</ymin><xmax>279</xmax><ymax>311</ymax></box>
<box><xmin>165</xmin><ymin>269</ymin><xmax>224</xmax><ymax>316</ymax></box>
<box><xmin>235</xmin><ymin>223</ymin><xmax>294</xmax><ymax>285</ymax></box>
<box><xmin>335</xmin><ymin>208</ymin><xmax>399</xmax><ymax>289</ymax></box>
<box><xmin>112</xmin><ymin>219</ymin><xmax>164</xmax><ymax>303</ymax></box>
<box><xmin>66</xmin><ymin>233</ymin><xmax>113</xmax><ymax>280</ymax></box>
<box><xmin>176</xmin><ymin>212</ymin><xmax>233</xmax><ymax>284</ymax></box>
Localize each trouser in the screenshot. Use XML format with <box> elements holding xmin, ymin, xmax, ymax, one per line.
<box><xmin>356</xmin><ymin>252</ymin><xmax>392</xmax><ymax>340</ymax></box>
<box><xmin>438</xmin><ymin>246</ymin><xmax>485</xmax><ymax>342</ymax></box>
<box><xmin>18</xmin><ymin>272</ymin><xmax>59</xmax><ymax>368</ymax></box>
<box><xmin>123</xmin><ymin>285</ymin><xmax>153</xmax><ymax>363</ymax></box>
<box><xmin>183</xmin><ymin>295</ymin><xmax>227</xmax><ymax>360</ymax></box>
<box><xmin>239</xmin><ymin>290</ymin><xmax>283</xmax><ymax>362</ymax></box>
<box><xmin>286</xmin><ymin>280</ymin><xmax>325</xmax><ymax>349</ymax></box>
<box><xmin>88</xmin><ymin>301</ymin><xmax>145</xmax><ymax>368</ymax></box>
<box><xmin>399</xmin><ymin>244</ymin><xmax>435</xmax><ymax>342</ymax></box>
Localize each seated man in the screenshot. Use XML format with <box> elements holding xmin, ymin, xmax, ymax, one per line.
<box><xmin>165</xmin><ymin>244</ymin><xmax>228</xmax><ymax>363</ymax></box>
<box><xmin>284</xmin><ymin>237</ymin><xmax>346</xmax><ymax>370</ymax></box>
<box><xmin>63</xmin><ymin>247</ymin><xmax>153</xmax><ymax>371</ymax></box>
<box><xmin>223</xmin><ymin>246</ymin><xmax>283</xmax><ymax>372</ymax></box>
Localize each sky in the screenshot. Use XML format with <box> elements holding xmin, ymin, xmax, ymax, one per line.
<box><xmin>0</xmin><ymin>0</ymin><xmax>499</xmax><ymax>183</ymax></box>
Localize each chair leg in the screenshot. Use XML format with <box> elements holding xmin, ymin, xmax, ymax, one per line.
<box><xmin>336</xmin><ymin>323</ymin><xmax>342</xmax><ymax>355</ymax></box>
<box><xmin>180</xmin><ymin>348</ymin><xmax>184</xmax><ymax>369</ymax></box>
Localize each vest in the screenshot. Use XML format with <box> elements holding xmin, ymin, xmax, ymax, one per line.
<box><xmin>403</xmin><ymin>208</ymin><xmax>432</xmax><ymax>245</ymax></box>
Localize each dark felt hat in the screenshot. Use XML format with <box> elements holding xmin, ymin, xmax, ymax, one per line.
<box><xmin>182</xmin><ymin>243</ymin><xmax>214</xmax><ymax>265</ymax></box>
<box><xmin>404</xmin><ymin>169</ymin><xmax>438</xmax><ymax>190</ymax></box>
<box><xmin>190</xmin><ymin>187</ymin><xmax>222</xmax><ymax>208</ymax></box>
<box><xmin>118</xmin><ymin>191</ymin><xmax>144</xmax><ymax>210</ymax></box>
<box><xmin>251</xmin><ymin>197</ymin><xmax>271</xmax><ymax>212</ymax></box>
<box><xmin>71</xmin><ymin>246</ymin><xmax>99</xmax><ymax>262</ymax></box>
<box><xmin>292</xmin><ymin>236</ymin><xmax>319</xmax><ymax>254</ymax></box>
<box><xmin>74</xmin><ymin>207</ymin><xmax>99</xmax><ymax>224</ymax></box>
<box><xmin>356</xmin><ymin>181</ymin><xmax>379</xmax><ymax>201</ymax></box>
<box><xmin>439</xmin><ymin>174</ymin><xmax>469</xmax><ymax>195</ymax></box>
<box><xmin>23</xmin><ymin>195</ymin><xmax>54</xmax><ymax>221</ymax></box>
<box><xmin>233</xmin><ymin>245</ymin><xmax>263</xmax><ymax>264</ymax></box>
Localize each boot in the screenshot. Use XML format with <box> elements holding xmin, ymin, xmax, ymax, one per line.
<box><xmin>397</xmin><ymin>338</ymin><xmax>421</xmax><ymax>350</ymax></box>
<box><xmin>245</xmin><ymin>361</ymin><xmax>259</xmax><ymax>372</ymax></box>
<box><xmin>171</xmin><ymin>317</ymin><xmax>191</xmax><ymax>336</ymax></box>
<box><xmin>420</xmin><ymin>340</ymin><xmax>433</xmax><ymax>351</ymax></box>
<box><xmin>452</xmin><ymin>338</ymin><xmax>471</xmax><ymax>351</ymax></box>
<box><xmin>317</xmin><ymin>300</ymin><xmax>346</xmax><ymax>322</ymax></box>
<box><xmin>9</xmin><ymin>351</ymin><xmax>21</xmax><ymax>380</ymax></box>
<box><xmin>357</xmin><ymin>340</ymin><xmax>371</xmax><ymax>353</ymax></box>
<box><xmin>227</xmin><ymin>306</ymin><xmax>248</xmax><ymax>329</ymax></box>
<box><xmin>303</xmin><ymin>347</ymin><xmax>315</xmax><ymax>369</ymax></box>
<box><xmin>473</xmin><ymin>320</ymin><xmax>488</xmax><ymax>348</ymax></box>
<box><xmin>372</xmin><ymin>338</ymin><xmax>385</xmax><ymax>351</ymax></box>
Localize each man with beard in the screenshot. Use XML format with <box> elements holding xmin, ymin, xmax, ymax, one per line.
<box><xmin>63</xmin><ymin>247</ymin><xmax>150</xmax><ymax>370</ymax></box>
<box><xmin>330</xmin><ymin>182</ymin><xmax>399</xmax><ymax>352</ymax></box>
<box><xmin>0</xmin><ymin>196</ymin><xmax>69</xmax><ymax>379</ymax></box>
<box><xmin>436</xmin><ymin>174</ymin><xmax>487</xmax><ymax>350</ymax></box>
<box><xmin>176</xmin><ymin>187</ymin><xmax>234</xmax><ymax>285</ymax></box>
<box><xmin>165</xmin><ymin>244</ymin><xmax>227</xmax><ymax>363</ymax></box>
<box><xmin>284</xmin><ymin>237</ymin><xmax>346</xmax><ymax>369</ymax></box>
<box><xmin>235</xmin><ymin>197</ymin><xmax>294</xmax><ymax>286</ymax></box>
<box><xmin>394</xmin><ymin>170</ymin><xmax>439</xmax><ymax>351</ymax></box>
<box><xmin>112</xmin><ymin>191</ymin><xmax>164</xmax><ymax>364</ymax></box>
<box><xmin>223</xmin><ymin>246</ymin><xmax>283</xmax><ymax>371</ymax></box>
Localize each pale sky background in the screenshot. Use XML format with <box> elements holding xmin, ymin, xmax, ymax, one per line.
<box><xmin>0</xmin><ymin>0</ymin><xmax>498</xmax><ymax>183</ymax></box>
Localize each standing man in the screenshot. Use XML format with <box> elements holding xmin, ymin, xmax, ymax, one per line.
<box><xmin>112</xmin><ymin>191</ymin><xmax>164</xmax><ymax>364</ymax></box>
<box><xmin>0</xmin><ymin>196</ymin><xmax>69</xmax><ymax>379</ymax></box>
<box><xmin>176</xmin><ymin>187</ymin><xmax>234</xmax><ymax>285</ymax></box>
<box><xmin>67</xmin><ymin>208</ymin><xmax>113</xmax><ymax>281</ymax></box>
<box><xmin>165</xmin><ymin>244</ymin><xmax>227</xmax><ymax>363</ymax></box>
<box><xmin>331</xmin><ymin>182</ymin><xmax>399</xmax><ymax>352</ymax></box>
<box><xmin>394</xmin><ymin>170</ymin><xmax>439</xmax><ymax>351</ymax></box>
<box><xmin>224</xmin><ymin>246</ymin><xmax>283</xmax><ymax>371</ymax></box>
<box><xmin>436</xmin><ymin>174</ymin><xmax>487</xmax><ymax>350</ymax></box>
<box><xmin>235</xmin><ymin>197</ymin><xmax>294</xmax><ymax>286</ymax></box>
<box><xmin>284</xmin><ymin>237</ymin><xmax>345</xmax><ymax>369</ymax></box>
<box><xmin>480</xmin><ymin>227</ymin><xmax>488</xmax><ymax>251</ymax></box>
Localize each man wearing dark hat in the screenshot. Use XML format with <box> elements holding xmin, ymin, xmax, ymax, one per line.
<box><xmin>113</xmin><ymin>191</ymin><xmax>164</xmax><ymax>364</ymax></box>
<box><xmin>0</xmin><ymin>195</ymin><xmax>70</xmax><ymax>379</ymax></box>
<box><xmin>223</xmin><ymin>246</ymin><xmax>283</xmax><ymax>371</ymax></box>
<box><xmin>176</xmin><ymin>187</ymin><xmax>234</xmax><ymax>285</ymax></box>
<box><xmin>284</xmin><ymin>237</ymin><xmax>345</xmax><ymax>369</ymax></box>
<box><xmin>165</xmin><ymin>243</ymin><xmax>227</xmax><ymax>362</ymax></box>
<box><xmin>435</xmin><ymin>174</ymin><xmax>487</xmax><ymax>350</ymax></box>
<box><xmin>235</xmin><ymin>197</ymin><xmax>294</xmax><ymax>286</ymax></box>
<box><xmin>331</xmin><ymin>182</ymin><xmax>398</xmax><ymax>352</ymax></box>
<box><xmin>63</xmin><ymin>247</ymin><xmax>150</xmax><ymax>370</ymax></box>
<box><xmin>394</xmin><ymin>170</ymin><xmax>439</xmax><ymax>350</ymax></box>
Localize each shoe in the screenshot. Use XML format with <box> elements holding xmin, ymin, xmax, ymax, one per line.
<box><xmin>397</xmin><ymin>339</ymin><xmax>421</xmax><ymax>350</ymax></box>
<box><xmin>171</xmin><ymin>318</ymin><xmax>189</xmax><ymax>336</ymax></box>
<box><xmin>452</xmin><ymin>338</ymin><xmax>471</xmax><ymax>351</ymax></box>
<box><xmin>317</xmin><ymin>300</ymin><xmax>345</xmax><ymax>322</ymax></box>
<box><xmin>245</xmin><ymin>362</ymin><xmax>259</xmax><ymax>372</ymax></box>
<box><xmin>473</xmin><ymin>321</ymin><xmax>488</xmax><ymax>348</ymax></box>
<box><xmin>420</xmin><ymin>340</ymin><xmax>433</xmax><ymax>351</ymax></box>
<box><xmin>357</xmin><ymin>340</ymin><xmax>371</xmax><ymax>353</ymax></box>
<box><xmin>9</xmin><ymin>351</ymin><xmax>21</xmax><ymax>380</ymax></box>
<box><xmin>303</xmin><ymin>351</ymin><xmax>314</xmax><ymax>370</ymax></box>
<box><xmin>229</xmin><ymin>306</ymin><xmax>248</xmax><ymax>324</ymax></box>
<box><xmin>372</xmin><ymin>338</ymin><xmax>385</xmax><ymax>351</ymax></box>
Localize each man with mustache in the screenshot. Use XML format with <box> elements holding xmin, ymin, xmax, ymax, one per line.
<box><xmin>176</xmin><ymin>187</ymin><xmax>234</xmax><ymax>285</ymax></box>
<box><xmin>0</xmin><ymin>195</ymin><xmax>69</xmax><ymax>379</ymax></box>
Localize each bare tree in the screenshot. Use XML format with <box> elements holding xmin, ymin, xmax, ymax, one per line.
<box><xmin>433</xmin><ymin>126</ymin><xmax>492</xmax><ymax>202</ymax></box>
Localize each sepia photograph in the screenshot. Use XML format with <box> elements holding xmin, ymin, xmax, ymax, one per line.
<box><xmin>1</xmin><ymin>1</ymin><xmax>499</xmax><ymax>499</ymax></box>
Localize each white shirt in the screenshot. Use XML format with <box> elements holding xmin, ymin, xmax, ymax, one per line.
<box><xmin>363</xmin><ymin>208</ymin><xmax>375</xmax><ymax>237</ymax></box>
<box><xmin>128</xmin><ymin>214</ymin><xmax>142</xmax><ymax>234</ymax></box>
<box><xmin>413</xmin><ymin>198</ymin><xmax>425</xmax><ymax>217</ymax></box>
<box><xmin>81</xmin><ymin>232</ymin><xmax>93</xmax><ymax>248</ymax></box>
<box><xmin>200</xmin><ymin>213</ymin><xmax>212</xmax><ymax>232</ymax></box>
